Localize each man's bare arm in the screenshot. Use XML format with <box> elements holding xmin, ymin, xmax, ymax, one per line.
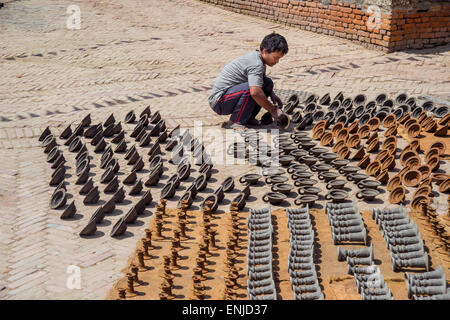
<box><xmin>250</xmin><ymin>86</ymin><xmax>282</xmax><ymax>120</ymax></box>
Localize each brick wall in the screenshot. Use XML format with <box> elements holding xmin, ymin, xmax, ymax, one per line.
<box><xmin>199</xmin><ymin>0</ymin><xmax>450</xmax><ymax>52</ymax></box>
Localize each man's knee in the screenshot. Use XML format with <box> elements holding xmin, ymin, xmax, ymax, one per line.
<box><xmin>263</xmin><ymin>77</ymin><xmax>273</xmax><ymax>96</ymax></box>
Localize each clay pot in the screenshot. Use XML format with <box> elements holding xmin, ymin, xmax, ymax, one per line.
<box><xmin>262</xmin><ymin>192</ymin><xmax>287</xmax><ymax>205</ymax></box>
<box><xmin>389</xmin><ymin>186</ymin><xmax>406</xmax><ymax>204</ymax></box>
<box><xmin>357</xmin><ymin>179</ymin><xmax>381</xmax><ymax>190</ymax></box>
<box><xmin>434</xmin><ymin>125</ymin><xmax>448</xmax><ymax>137</ymax></box>
<box><xmin>300</xmin><ymin>141</ymin><xmax>317</xmax><ymax>151</ymax></box>
<box><xmin>416</xmin><ymin>164</ymin><xmax>431</xmax><ymax>181</ymax></box>
<box><xmin>326</xmin><ymin>179</ymin><xmax>347</xmax><ymax>190</ymax></box>
<box><xmin>331</xmin><ymin>122</ymin><xmax>345</xmax><ymax>137</ymax></box>
<box><xmin>410</xmin><ymin>195</ymin><xmax>429</xmax><ymax>212</ymax></box>
<box><xmin>403</xmin><ymin>170</ymin><xmax>422</xmax><ymax>187</ymax></box>
<box><xmin>330</xmin><ymin>159</ymin><xmax>350</xmax><ymax>169</ymax></box>
<box><xmin>201</xmin><ymin>194</ymin><xmax>219</xmax><ymax>212</ymax></box>
<box><xmin>375</xmin><ymin>149</ymin><xmax>390</xmax><ymax>163</ymax></box>
<box><xmin>366</xmin><ymin>160</ymin><xmax>381</xmax><ymax>177</ymax></box>
<box><xmin>357</xmin><ymin>154</ymin><xmax>371</xmax><ymax>169</ymax></box>
<box><xmin>431</xmin><ymin>173</ymin><xmax>449</xmax><ymax>185</ymax></box>
<box><xmin>419</xmin><ymin>177</ymin><xmax>432</xmax><ymax>189</ymax></box>
<box><xmin>413</xmin><ymin>185</ymin><xmax>431</xmax><ymax>199</ymax></box>
<box><xmin>298</xmin><ymin>186</ymin><xmax>322</xmax><ymax>196</ymax></box>
<box><xmin>383</xmin><ymin>143</ymin><xmax>397</xmax><ymax>156</ymax></box>
<box><xmin>348</xmin><ymin>120</ymin><xmax>359</xmax><ymax>134</ymax></box>
<box><xmin>311</xmin><ymin>164</ymin><xmax>333</xmax><ymax>173</ymax></box>
<box><xmin>381</xmin><ymin>155</ymin><xmax>396</xmax><ymax>171</ymax></box>
<box><xmin>339</xmin><ymin>165</ymin><xmax>360</xmax><ymax>176</ymax></box>
<box><xmin>427</xmin><ymin>155</ymin><xmax>440</xmax><ymax>172</ymax></box>
<box><xmin>367</xmin><ymin>117</ymin><xmax>380</xmax><ymax>131</ymax></box>
<box><xmin>337</xmin><ymin>146</ymin><xmax>350</xmax><ymax>159</ymax></box>
<box><xmin>271</xmin><ymin>183</ymin><xmax>294</xmax><ymax>195</ymax></box>
<box><xmin>312</xmin><ymin>127</ymin><xmax>325</xmax><ymax>140</ymax></box>
<box><xmin>382</xmin><ymin>113</ymin><xmax>396</xmax><ymax>128</ymax></box>
<box><xmin>239</xmin><ymin>174</ymin><xmax>262</xmax><ymax>185</ymax></box>
<box><xmin>400</xmin><ymin>150</ymin><xmax>418</xmax><ymax>166</ymax></box>
<box><xmin>291</xmin><ymin>171</ymin><xmax>314</xmax><ymax>181</ymax></box>
<box><xmin>435</xmin><ymin>106</ymin><xmax>449</xmax><ymax>118</ymax></box>
<box><xmin>294</xmin><ymin>178</ymin><xmax>318</xmax><ymax>188</ymax></box>
<box><xmin>357</xmin><ymin>124</ymin><xmax>370</xmax><ymax>139</ymax></box>
<box><xmin>325</xmin><ymin>190</ymin><xmax>348</xmax><ymax>203</ymax></box>
<box><xmin>438</xmin><ymin>113</ymin><xmax>450</xmax><ymax>126</ymax></box>
<box><xmin>376</xmin><ymin>169</ymin><xmax>389</xmax><ymax>184</ymax></box>
<box><xmin>318</xmin><ymin>171</ymin><xmax>339</xmax><ymax>182</ymax></box>
<box><xmin>366</xmin><ymin>138</ymin><xmax>380</xmax><ymax>153</ymax></box>
<box><xmin>387</xmin><ymin>175</ymin><xmax>402</xmax><ymax>192</ymax></box>
<box><xmin>288</xmin><ymin>163</ymin><xmax>309</xmax><ymax>173</ymax></box>
<box><xmin>319</xmin><ymin>152</ymin><xmax>339</xmax><ymax>163</ymax></box>
<box><xmin>356</xmin><ymin>188</ymin><xmax>380</xmax><ymax>201</ymax></box>
<box><xmin>336</xmin><ymin>128</ymin><xmax>349</xmax><ymax>143</ymax></box>
<box><xmin>352</xmin><ymin>146</ymin><xmax>365</xmax><ymax>160</ymax></box>
<box><xmin>294</xmin><ymin>194</ymin><xmax>319</xmax><ymax>207</ymax></box>
<box><xmin>404</xmin><ymin>118</ymin><xmax>418</xmax><ymax>129</ymax></box>
<box><xmin>265</xmin><ymin>175</ymin><xmax>289</xmax><ymax>185</ymax></box>
<box><xmin>384</xmin><ymin>125</ymin><xmax>398</xmax><ymax>137</ymax></box>
<box><xmin>312</xmin><ymin>120</ymin><xmax>327</xmax><ymax>134</ymax></box>
<box><xmin>429</xmin><ymin>142</ymin><xmax>446</xmax><ymax>155</ymax></box>
<box><xmin>405</xmin><ymin>156</ymin><xmax>421</xmax><ymax>170</ymax></box>
<box><xmin>423</xmin><ymin>118</ymin><xmax>437</xmax><ymax>133</ymax></box>
<box><xmin>320</xmin><ymin>132</ymin><xmax>334</xmax><ymax>146</ymax></box>
<box><xmin>332</xmin><ymin>140</ymin><xmax>346</xmax><ymax>153</ymax></box>
<box><xmin>279</xmin><ymin>155</ymin><xmax>295</xmax><ymax>166</ymax></box>
<box><xmin>407</xmin><ymin>123</ymin><xmax>422</xmax><ymax>138</ymax></box>
<box><xmin>439</xmin><ymin>178</ymin><xmax>450</xmax><ymax>193</ymax></box>
<box><xmin>382</xmin><ymin>136</ymin><xmax>397</xmax><ymax>150</ymax></box>
<box><xmin>299</xmin><ymin>155</ymin><xmax>319</xmax><ymax>166</ymax></box>
<box><xmin>309</xmin><ymin>147</ymin><xmax>329</xmax><ymax>157</ymax></box>
<box><xmin>347</xmin><ymin>134</ymin><xmax>361</xmax><ymax>148</ymax></box>
<box><xmin>230</xmin><ymin>192</ymin><xmax>246</xmax><ymax>211</ymax></box>
<box><xmin>398</xmin><ymin>112</ymin><xmax>411</xmax><ymax>124</ymax></box>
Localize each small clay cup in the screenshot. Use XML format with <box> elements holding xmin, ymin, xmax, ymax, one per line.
<box><xmin>389</xmin><ymin>186</ymin><xmax>406</xmax><ymax>204</ymax></box>
<box><xmin>325</xmin><ymin>190</ymin><xmax>348</xmax><ymax>203</ymax></box>
<box><xmin>356</xmin><ymin>188</ymin><xmax>380</xmax><ymax>201</ymax></box>
<box><xmin>262</xmin><ymin>192</ymin><xmax>287</xmax><ymax>205</ymax></box>
<box><xmin>403</xmin><ymin>170</ymin><xmax>422</xmax><ymax>187</ymax></box>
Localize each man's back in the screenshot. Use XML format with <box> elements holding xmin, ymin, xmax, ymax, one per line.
<box><xmin>208</xmin><ymin>50</ymin><xmax>266</xmax><ymax>109</ymax></box>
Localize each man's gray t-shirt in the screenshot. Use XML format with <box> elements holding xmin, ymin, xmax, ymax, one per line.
<box><xmin>208</xmin><ymin>50</ymin><xmax>266</xmax><ymax>109</ymax></box>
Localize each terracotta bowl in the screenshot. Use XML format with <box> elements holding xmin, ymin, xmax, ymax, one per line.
<box><xmin>405</xmin><ymin>155</ymin><xmax>421</xmax><ymax>170</ymax></box>
<box><xmin>413</xmin><ymin>185</ymin><xmax>431</xmax><ymax>199</ymax></box>
<box><xmin>331</xmin><ymin>122</ymin><xmax>345</xmax><ymax>137</ymax></box>
<box><xmin>417</xmin><ymin>164</ymin><xmax>431</xmax><ymax>181</ymax></box>
<box><xmin>332</xmin><ymin>140</ymin><xmax>346</xmax><ymax>153</ymax></box>
<box><xmin>431</xmin><ymin>173</ymin><xmax>449</xmax><ymax>185</ymax></box>
<box><xmin>439</xmin><ymin>178</ymin><xmax>450</xmax><ymax>193</ymax></box>
<box><xmin>387</xmin><ymin>175</ymin><xmax>402</xmax><ymax>192</ymax></box>
<box><xmin>366</xmin><ymin>160</ymin><xmax>381</xmax><ymax>177</ymax></box>
<box><xmin>366</xmin><ymin>132</ymin><xmax>378</xmax><ymax>145</ymax></box>
<box><xmin>382</xmin><ymin>113</ymin><xmax>396</xmax><ymax>128</ymax></box>
<box><xmin>376</xmin><ymin>169</ymin><xmax>389</xmax><ymax>184</ymax></box>
<box><xmin>384</xmin><ymin>125</ymin><xmax>398</xmax><ymax>137</ymax></box>
<box><xmin>348</xmin><ymin>120</ymin><xmax>359</xmax><ymax>134</ymax></box>
<box><xmin>410</xmin><ymin>195</ymin><xmax>429</xmax><ymax>212</ymax></box>
<box><xmin>425</xmin><ymin>148</ymin><xmax>440</xmax><ymax>163</ymax></box>
<box><xmin>404</xmin><ymin>118</ymin><xmax>418</xmax><ymax>129</ymax></box>
<box><xmin>312</xmin><ymin>120</ymin><xmax>327</xmax><ymax>134</ymax></box>
<box><xmin>429</xmin><ymin>142</ymin><xmax>446</xmax><ymax>155</ymax></box>
<box><xmin>312</xmin><ymin>127</ymin><xmax>325</xmax><ymax>140</ymax></box>
<box><xmin>438</xmin><ymin>113</ymin><xmax>450</xmax><ymax>126</ymax></box>
<box><xmin>338</xmin><ymin>146</ymin><xmax>350</xmax><ymax>159</ymax></box>
<box><xmin>434</xmin><ymin>125</ymin><xmax>448</xmax><ymax>137</ymax></box>
<box><xmin>367</xmin><ymin>117</ymin><xmax>380</xmax><ymax>131</ymax></box>
<box><xmin>366</xmin><ymin>138</ymin><xmax>380</xmax><ymax>153</ymax></box>
<box><xmin>381</xmin><ymin>155</ymin><xmax>396</xmax><ymax>171</ymax></box>
<box><xmin>417</xmin><ymin>112</ymin><xmax>427</xmax><ymax>123</ymax></box>
<box><xmin>375</xmin><ymin>149</ymin><xmax>390</xmax><ymax>163</ymax></box>
<box><xmin>358</xmin><ymin>154</ymin><xmax>371</xmax><ymax>169</ymax></box>
<box><xmin>336</xmin><ymin>128</ymin><xmax>349</xmax><ymax>143</ymax></box>
<box><xmin>427</xmin><ymin>155</ymin><xmax>440</xmax><ymax>172</ymax></box>
<box><xmin>352</xmin><ymin>146</ymin><xmax>365</xmax><ymax>160</ymax></box>
<box><xmin>409</xmin><ymin>139</ymin><xmax>421</xmax><ymax>152</ymax></box>
<box><xmin>389</xmin><ymin>186</ymin><xmax>406</xmax><ymax>204</ymax></box>
<box><xmin>320</xmin><ymin>132</ymin><xmax>334</xmax><ymax>146</ymax></box>
<box><xmin>407</xmin><ymin>123</ymin><xmax>422</xmax><ymax>138</ymax></box>
<box><xmin>424</xmin><ymin>119</ymin><xmax>437</xmax><ymax>133</ymax></box>
<box><xmin>419</xmin><ymin>177</ymin><xmax>432</xmax><ymax>188</ymax></box>
<box><xmin>357</xmin><ymin>124</ymin><xmax>370</xmax><ymax>139</ymax></box>
<box><xmin>382</xmin><ymin>142</ymin><xmax>397</xmax><ymax>156</ymax></box>
<box><xmin>347</xmin><ymin>134</ymin><xmax>361</xmax><ymax>148</ymax></box>
<box><xmin>402</xmin><ymin>170</ymin><xmax>422</xmax><ymax>187</ymax></box>
<box><xmin>400</xmin><ymin>150</ymin><xmax>418</xmax><ymax>166</ymax></box>
<box><xmin>398</xmin><ymin>113</ymin><xmax>410</xmax><ymax>124</ymax></box>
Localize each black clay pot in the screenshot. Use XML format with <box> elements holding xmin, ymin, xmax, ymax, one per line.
<box><xmin>50</xmin><ymin>189</ymin><xmax>67</xmax><ymax>209</ymax></box>
<box><xmin>342</xmin><ymin>98</ymin><xmax>352</xmax><ymax>109</ymax></box>
<box><xmin>294</xmin><ymin>178</ymin><xmax>318</xmax><ymax>188</ymax></box>
<box><xmin>292</xmin><ymin>111</ymin><xmax>303</xmax><ymax>123</ymax></box>
<box><xmin>201</xmin><ymin>194</ymin><xmax>219</xmax><ymax>212</ymax></box>
<box><xmin>326</xmin><ymin>179</ymin><xmax>347</xmax><ymax>190</ymax></box>
<box><xmin>294</xmin><ymin>194</ymin><xmax>319</xmax><ymax>207</ymax></box>
<box><xmin>94</xmin><ymin>138</ymin><xmax>107</xmax><ymax>153</ymax></box>
<box><xmin>39</xmin><ymin>127</ymin><xmax>51</xmax><ymax>142</ymax></box>
<box><xmin>59</xmin><ymin>124</ymin><xmax>72</xmax><ymax>140</ymax></box>
<box><xmin>265</xmin><ymin>175</ymin><xmax>289</xmax><ymax>184</ymax></box>
<box><xmin>110</xmin><ymin>217</ymin><xmax>127</xmax><ymax>237</ymax></box>
<box><xmin>339</xmin><ymin>165</ymin><xmax>360</xmax><ymax>176</ymax></box>
<box><xmin>101</xmin><ymin>167</ymin><xmax>115</xmax><ymax>184</ymax></box>
<box><xmin>435</xmin><ymin>106</ymin><xmax>449</xmax><ymax>118</ymax></box>
<box><xmin>325</xmin><ymin>189</ymin><xmax>348</xmax><ymax>203</ymax></box>
<box><xmin>356</xmin><ymin>188</ymin><xmax>380</xmax><ymax>201</ymax></box>
<box><xmin>103</xmin><ymin>124</ymin><xmax>115</xmax><ymax>138</ymax></box>
<box><xmin>106</xmin><ymin>158</ymin><xmax>120</xmax><ymax>174</ymax></box>
<box><xmin>376</xmin><ymin>93</ymin><xmax>387</xmax><ymax>105</ymax></box>
<box><xmin>330</xmin><ymin>159</ymin><xmax>350</xmax><ymax>169</ymax></box>
<box><xmin>309</xmin><ymin>147</ymin><xmax>329</xmax><ymax>157</ymax></box>
<box><xmin>355</xmin><ymin>105</ymin><xmax>365</xmax><ymax>118</ymax></box>
<box><xmin>160</xmin><ymin>181</ymin><xmax>176</xmax><ymax>199</ymax></box>
<box><xmin>222</xmin><ymin>176</ymin><xmax>235</xmax><ymax>192</ymax></box>
<box><xmin>262</xmin><ymin>192</ymin><xmax>287</xmax><ymax>205</ymax></box>
<box><xmin>329</xmin><ymin>100</ymin><xmax>341</xmax><ymax>111</ymax></box>
<box><xmin>319</xmin><ymin>93</ymin><xmax>331</xmax><ymax>106</ymax></box>
<box><xmin>124</xmin><ymin>207</ymin><xmax>138</xmax><ymax>224</ymax></box>
<box><xmin>150</xmin><ymin>111</ymin><xmax>161</xmax><ymax>124</ymax></box>
<box><xmin>129</xmin><ymin>179</ymin><xmax>143</xmax><ymax>195</ymax></box>
<box><xmin>357</xmin><ymin>179</ymin><xmax>381</xmax><ymax>190</ymax></box>
<box><xmin>318</xmin><ymin>171</ymin><xmax>339</xmax><ymax>182</ymax></box>
<box><xmin>104</xmin><ymin>176</ymin><xmax>119</xmax><ymax>193</ymax></box>
<box><xmin>313</xmin><ymin>110</ymin><xmax>325</xmax><ymax>122</ymax></box>
<box><xmin>75</xmin><ymin>167</ymin><xmax>90</xmax><ymax>185</ymax></box>
<box><xmin>298</xmin><ymin>186</ymin><xmax>321</xmax><ymax>195</ymax></box>
<box><xmin>60</xmin><ymin>201</ymin><xmax>76</xmax><ymax>219</ymax></box>
<box><xmin>79</xmin><ymin>178</ymin><xmax>93</xmax><ymax>194</ymax></box>
<box><xmin>310</xmin><ymin>163</ymin><xmax>333</xmax><ymax>173</ymax></box>
<box><xmin>111</xmin><ymin>130</ymin><xmax>125</xmax><ymax>144</ymax></box>
<box><xmin>79</xmin><ymin>219</ymin><xmax>97</xmax><ymax>236</ymax></box>
<box><xmin>230</xmin><ymin>192</ymin><xmax>246</xmax><ymax>211</ymax></box>
<box><xmin>177</xmin><ymin>191</ymin><xmax>193</xmax><ymax>209</ymax></box>
<box><xmin>271</xmin><ymin>183</ymin><xmax>294</xmax><ymax>195</ymax></box>
<box><xmin>124</xmin><ymin>111</ymin><xmax>136</xmax><ymax>123</ymax></box>
<box><xmin>395</xmin><ymin>93</ymin><xmax>408</xmax><ymax>105</ymax></box>
<box><xmin>131</xmin><ymin>157</ymin><xmax>144</xmax><ymax>172</ymax></box>
<box><xmin>353</xmin><ymin>94</ymin><xmax>367</xmax><ymax>107</ymax></box>
<box><xmin>83</xmin><ymin>186</ymin><xmax>100</xmax><ymax>204</ymax></box>
<box><xmin>102</xmin><ymin>196</ymin><xmax>116</xmax><ymax>214</ymax></box>
<box><xmin>194</xmin><ymin>173</ymin><xmax>208</xmax><ymax>191</ymax></box>
<box><xmin>239</xmin><ymin>173</ymin><xmax>262</xmax><ymax>185</ymax></box>
<box><xmin>90</xmin><ymin>207</ymin><xmax>106</xmax><ymax>224</ymax></box>
<box><xmin>346</xmin><ymin>173</ymin><xmax>369</xmax><ymax>183</ymax></box>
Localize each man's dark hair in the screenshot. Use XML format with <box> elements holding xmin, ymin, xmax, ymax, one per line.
<box><xmin>260</xmin><ymin>32</ymin><xmax>288</xmax><ymax>55</ymax></box>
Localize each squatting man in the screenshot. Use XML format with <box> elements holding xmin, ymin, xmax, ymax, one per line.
<box><xmin>208</xmin><ymin>32</ymin><xmax>289</xmax><ymax>132</ymax></box>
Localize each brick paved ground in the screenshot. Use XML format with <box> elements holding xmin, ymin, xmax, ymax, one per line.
<box><xmin>0</xmin><ymin>0</ymin><xmax>448</xmax><ymax>299</ymax></box>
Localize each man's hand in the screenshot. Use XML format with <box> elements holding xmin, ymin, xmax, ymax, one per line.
<box><xmin>270</xmin><ymin>93</ymin><xmax>283</xmax><ymax>108</ymax></box>
<box><xmin>271</xmin><ymin>108</ymin><xmax>283</xmax><ymax>123</ymax></box>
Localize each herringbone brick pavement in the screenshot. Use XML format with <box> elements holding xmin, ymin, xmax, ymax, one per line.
<box><xmin>0</xmin><ymin>0</ymin><xmax>448</xmax><ymax>299</ymax></box>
